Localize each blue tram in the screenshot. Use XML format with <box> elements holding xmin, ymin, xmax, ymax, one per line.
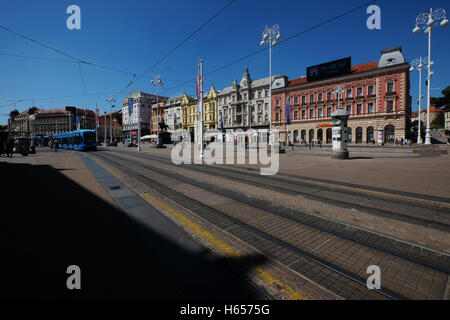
<box><xmin>53</xmin><ymin>129</ymin><xmax>97</xmax><ymax>151</ymax></box>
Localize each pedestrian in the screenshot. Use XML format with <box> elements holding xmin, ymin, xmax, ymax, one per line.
<box><xmin>53</xmin><ymin>139</ymin><xmax>58</xmax><ymax>152</ymax></box>
<box><xmin>49</xmin><ymin>139</ymin><xmax>53</xmax><ymax>151</ymax></box>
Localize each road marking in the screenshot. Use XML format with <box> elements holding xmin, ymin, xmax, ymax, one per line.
<box><xmin>141</xmin><ymin>192</ymin><xmax>310</xmax><ymax>300</ymax></box>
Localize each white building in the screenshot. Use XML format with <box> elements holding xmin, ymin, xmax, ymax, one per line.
<box><xmin>217</xmin><ymin>67</ymin><xmax>285</xmax><ymax>131</ymax></box>
<box><xmin>163</xmin><ymin>95</ymin><xmax>185</xmax><ymax>133</ymax></box>
<box><xmin>122</xmin><ymin>91</ymin><xmax>166</xmax><ymax>139</ymax></box>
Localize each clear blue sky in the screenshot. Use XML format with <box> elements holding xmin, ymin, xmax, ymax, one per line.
<box><xmin>1</xmin><ymin>0</ymin><xmax>449</xmax><ymax>124</ymax></box>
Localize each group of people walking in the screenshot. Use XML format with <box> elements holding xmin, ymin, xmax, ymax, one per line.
<box><xmin>0</xmin><ymin>139</ymin><xmax>14</xmax><ymax>157</ymax></box>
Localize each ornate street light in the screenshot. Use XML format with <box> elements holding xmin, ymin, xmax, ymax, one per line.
<box><xmin>106</xmin><ymin>95</ymin><xmax>116</xmax><ymax>145</ymax></box>
<box><xmin>260</xmin><ymin>24</ymin><xmax>281</xmax><ymax>131</ymax></box>
<box><xmin>412</xmin><ymin>8</ymin><xmax>448</xmax><ymax>144</ymax></box>
<box><xmin>151</xmin><ymin>74</ymin><xmax>164</xmax><ymax>148</ymax></box>
<box><xmin>410</xmin><ymin>56</ymin><xmax>428</xmax><ymax>144</ymax></box>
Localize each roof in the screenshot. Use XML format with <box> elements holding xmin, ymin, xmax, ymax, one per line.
<box><xmin>286</xmin><ymin>62</ymin><xmax>379</xmax><ymax>88</ymax></box>
<box><xmin>411</xmin><ymin>106</ymin><xmax>444</xmax><ymax>118</ymax></box>
<box><xmin>98</xmin><ymin>117</ymin><xmax>122</xmax><ymax>127</ymax></box>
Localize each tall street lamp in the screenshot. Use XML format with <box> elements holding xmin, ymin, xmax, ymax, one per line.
<box><xmin>413</xmin><ymin>8</ymin><xmax>448</xmax><ymax>144</ymax></box>
<box><xmin>106</xmin><ymin>95</ymin><xmax>116</xmax><ymax>144</ymax></box>
<box><xmin>410</xmin><ymin>57</ymin><xmax>428</xmax><ymax>144</ymax></box>
<box><xmin>260</xmin><ymin>24</ymin><xmax>281</xmax><ymax>132</ymax></box>
<box><xmin>151</xmin><ymin>74</ymin><xmax>164</xmax><ymax>148</ymax></box>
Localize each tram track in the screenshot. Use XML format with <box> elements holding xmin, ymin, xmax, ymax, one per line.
<box><xmin>112</xmin><ymin>149</ymin><xmax>450</xmax><ymax>233</ymax></box>
<box><xmin>90</xmin><ymin>150</ymin><xmax>450</xmax><ymax>300</ymax></box>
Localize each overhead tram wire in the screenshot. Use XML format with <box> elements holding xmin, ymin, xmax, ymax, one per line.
<box><xmin>161</xmin><ymin>0</ymin><xmax>378</xmax><ymax>95</ymax></box>
<box><xmin>111</xmin><ymin>0</ymin><xmax>237</xmax><ymax>100</ymax></box>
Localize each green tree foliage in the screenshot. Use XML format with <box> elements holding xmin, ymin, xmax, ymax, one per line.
<box><xmin>9</xmin><ymin>109</ymin><xmax>19</xmax><ymax>118</ymax></box>
<box><xmin>431</xmin><ymin>86</ymin><xmax>450</xmax><ymax>111</ymax></box>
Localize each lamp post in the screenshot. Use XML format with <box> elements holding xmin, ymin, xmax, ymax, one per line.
<box><xmin>413</xmin><ymin>8</ymin><xmax>448</xmax><ymax>144</ymax></box>
<box><xmin>410</xmin><ymin>57</ymin><xmax>428</xmax><ymax>144</ymax></box>
<box><xmin>151</xmin><ymin>74</ymin><xmax>164</xmax><ymax>148</ymax></box>
<box><xmin>260</xmin><ymin>24</ymin><xmax>281</xmax><ymax>132</ymax></box>
<box><xmin>103</xmin><ymin>111</ymin><xmax>107</xmax><ymax>146</ymax></box>
<box><xmin>106</xmin><ymin>95</ymin><xmax>116</xmax><ymax>144</ymax></box>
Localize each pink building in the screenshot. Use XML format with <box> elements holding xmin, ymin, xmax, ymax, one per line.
<box><xmin>272</xmin><ymin>47</ymin><xmax>411</xmax><ymax>144</ymax></box>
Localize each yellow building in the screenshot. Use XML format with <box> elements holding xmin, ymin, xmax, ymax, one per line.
<box><xmin>181</xmin><ymin>86</ymin><xmax>218</xmax><ymax>142</ymax></box>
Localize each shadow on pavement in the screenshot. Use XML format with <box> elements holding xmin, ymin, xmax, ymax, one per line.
<box><xmin>0</xmin><ymin>160</ymin><xmax>267</xmax><ymax>300</ymax></box>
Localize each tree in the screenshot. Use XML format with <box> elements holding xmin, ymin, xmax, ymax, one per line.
<box><xmin>112</xmin><ymin>108</ymin><xmax>122</xmax><ymax>126</ymax></box>
<box><xmin>9</xmin><ymin>109</ymin><xmax>19</xmax><ymax>118</ymax></box>
<box><xmin>431</xmin><ymin>86</ymin><xmax>450</xmax><ymax>111</ymax></box>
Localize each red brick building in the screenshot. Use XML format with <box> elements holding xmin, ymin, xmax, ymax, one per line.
<box><xmin>272</xmin><ymin>47</ymin><xmax>411</xmax><ymax>144</ymax></box>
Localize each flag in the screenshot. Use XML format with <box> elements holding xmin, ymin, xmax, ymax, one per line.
<box><xmin>128</xmin><ymin>98</ymin><xmax>134</xmax><ymax>116</ymax></box>
<box><xmin>285</xmin><ymin>104</ymin><xmax>291</xmax><ymax>124</ymax></box>
<box><xmin>95</xmin><ymin>108</ymin><xmax>99</xmax><ymax>127</ymax></box>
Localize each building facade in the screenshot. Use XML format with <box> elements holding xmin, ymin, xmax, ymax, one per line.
<box><xmin>446</xmin><ymin>112</ymin><xmax>450</xmax><ymax>131</ymax></box>
<box><xmin>181</xmin><ymin>86</ymin><xmax>218</xmax><ymax>142</ymax></box>
<box><xmin>180</xmin><ymin>93</ymin><xmax>197</xmax><ymax>141</ymax></box>
<box><xmin>272</xmin><ymin>47</ymin><xmax>411</xmax><ymax>144</ymax></box>
<box><xmin>98</xmin><ymin>115</ymin><xmax>122</xmax><ymax>143</ymax></box>
<box><xmin>151</xmin><ymin>100</ymin><xmax>169</xmax><ymax>136</ymax></box>
<box><xmin>122</xmin><ymin>92</ymin><xmax>167</xmax><ymax>139</ymax></box>
<box><xmin>163</xmin><ymin>95</ymin><xmax>185</xmax><ymax>133</ymax></box>
<box><xmin>217</xmin><ymin>67</ymin><xmax>285</xmax><ymax>132</ymax></box>
<box><xmin>8</xmin><ymin>107</ymin><xmax>96</xmax><ymax>138</ymax></box>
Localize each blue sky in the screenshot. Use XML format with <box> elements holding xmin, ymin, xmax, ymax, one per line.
<box><xmin>0</xmin><ymin>0</ymin><xmax>449</xmax><ymax>124</ymax></box>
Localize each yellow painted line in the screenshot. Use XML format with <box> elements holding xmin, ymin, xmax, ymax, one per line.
<box><xmin>219</xmin><ymin>165</ymin><xmax>450</xmax><ymax>208</ymax></box>
<box><xmin>141</xmin><ymin>192</ymin><xmax>310</xmax><ymax>300</ymax></box>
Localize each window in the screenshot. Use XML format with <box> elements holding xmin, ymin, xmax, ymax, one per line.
<box><xmin>357</xmin><ymin>87</ymin><xmax>363</xmax><ymax>97</ymax></box>
<box><xmin>286</xmin><ymin>96</ymin><xmax>291</xmax><ymax>104</ymax></box>
<box><xmin>265</xmin><ymin>103</ymin><xmax>269</xmax><ymax>110</ymax></box>
<box><xmin>276</xmin><ymin>99</ymin><xmax>280</xmax><ymax>108</ymax></box>
<box><xmin>294</xmin><ymin>111</ymin><xmax>298</xmax><ymax>120</ymax></box>
<box><xmin>387</xmin><ymin>100</ymin><xmax>394</xmax><ymax>112</ymax></box>
<box><xmin>387</xmin><ymin>82</ymin><xmax>394</xmax><ymax>93</ymax></box>
<box><xmin>346</xmin><ymin>105</ymin><xmax>352</xmax><ymax>114</ymax></box>
<box><xmin>327</xmin><ymin>107</ymin><xmax>331</xmax><ymax>117</ymax></box>
<box><xmin>346</xmin><ymin>89</ymin><xmax>352</xmax><ymax>98</ymax></box>
<box><xmin>367</xmin><ymin>103</ymin><xmax>374</xmax><ymax>114</ymax></box>
<box><xmin>310</xmin><ymin>109</ymin><xmax>314</xmax><ymax>118</ymax></box>
<box><xmin>258</xmin><ymin>91</ymin><xmax>262</xmax><ymax>99</ymax></box>
<box><xmin>275</xmin><ymin>113</ymin><xmax>280</xmax><ymax>121</ymax></box>
<box><xmin>318</xmin><ymin>93</ymin><xmax>323</xmax><ymax>102</ymax></box>
<box><xmin>310</xmin><ymin>94</ymin><xmax>314</xmax><ymax>103</ymax></box>
<box><xmin>264</xmin><ymin>90</ymin><xmax>268</xmax><ymax>97</ymax></box>
<box><xmin>244</xmin><ymin>93</ymin><xmax>247</xmax><ymax>100</ymax></box>
<box><xmin>357</xmin><ymin>104</ymin><xmax>362</xmax><ymax>114</ymax></box>
<box><xmin>368</xmin><ymin>85</ymin><xmax>374</xmax><ymax>95</ymax></box>
<box><xmin>302</xmin><ymin>110</ymin><xmax>306</xmax><ymax>119</ymax></box>
<box><xmin>318</xmin><ymin>108</ymin><xmax>323</xmax><ymax>118</ymax></box>
<box><xmin>327</xmin><ymin>92</ymin><xmax>332</xmax><ymax>101</ymax></box>
<box><xmin>294</xmin><ymin>96</ymin><xmax>298</xmax><ymax>105</ymax></box>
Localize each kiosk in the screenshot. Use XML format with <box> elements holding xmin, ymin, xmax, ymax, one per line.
<box><xmin>331</xmin><ymin>108</ymin><xmax>350</xmax><ymax>159</ymax></box>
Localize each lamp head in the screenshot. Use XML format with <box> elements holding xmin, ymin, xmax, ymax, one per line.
<box><xmin>263</xmin><ymin>33</ymin><xmax>269</xmax><ymax>41</ymax></box>
<box><xmin>427</xmin><ymin>18</ymin><xmax>436</xmax><ymax>27</ymax></box>
<box><xmin>276</xmin><ymin>33</ymin><xmax>281</xmax><ymax>41</ymax></box>
<box><xmin>409</xmin><ymin>67</ymin><xmax>415</xmax><ymax>72</ymax></box>
<box><xmin>413</xmin><ymin>25</ymin><xmax>421</xmax><ymax>34</ymax></box>
<box><xmin>272</xmin><ymin>40</ymin><xmax>278</xmax><ymax>47</ymax></box>
<box><xmin>441</xmin><ymin>18</ymin><xmax>449</xmax><ymax>27</ymax></box>
<box><xmin>260</xmin><ymin>40</ymin><xmax>265</xmax><ymax>47</ymax></box>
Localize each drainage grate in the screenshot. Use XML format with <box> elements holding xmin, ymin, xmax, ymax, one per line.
<box><xmin>110</xmin><ymin>186</ymin><xmax>121</xmax><ymax>190</ymax></box>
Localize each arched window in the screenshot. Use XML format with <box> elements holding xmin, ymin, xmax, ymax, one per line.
<box><xmin>326</xmin><ymin>128</ymin><xmax>332</xmax><ymax>144</ymax></box>
<box><xmin>347</xmin><ymin>127</ymin><xmax>352</xmax><ymax>143</ymax></box>
<box><xmin>385</xmin><ymin>125</ymin><xmax>395</xmax><ymax>143</ymax></box>
<box><xmin>367</xmin><ymin>126</ymin><xmax>374</xmax><ymax>143</ymax></box>
<box><xmin>317</xmin><ymin>129</ymin><xmax>323</xmax><ymax>142</ymax></box>
<box><xmin>294</xmin><ymin>130</ymin><xmax>299</xmax><ymax>142</ymax></box>
<box><xmin>301</xmin><ymin>129</ymin><xmax>306</xmax><ymax>141</ymax></box>
<box><xmin>309</xmin><ymin>129</ymin><xmax>314</xmax><ymax>142</ymax></box>
<box><xmin>356</xmin><ymin>127</ymin><xmax>363</xmax><ymax>143</ymax></box>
